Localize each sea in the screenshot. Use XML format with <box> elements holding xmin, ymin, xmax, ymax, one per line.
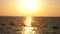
<box><xmin>0</xmin><ymin>16</ymin><xmax>60</xmax><ymax>34</ymax></box>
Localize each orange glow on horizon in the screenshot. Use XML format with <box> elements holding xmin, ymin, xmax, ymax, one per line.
<box><xmin>0</xmin><ymin>0</ymin><xmax>60</xmax><ymax>16</ymax></box>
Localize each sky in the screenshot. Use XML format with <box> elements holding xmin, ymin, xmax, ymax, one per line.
<box><xmin>0</xmin><ymin>0</ymin><xmax>60</xmax><ymax>16</ymax></box>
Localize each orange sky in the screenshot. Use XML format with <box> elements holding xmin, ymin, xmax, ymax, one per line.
<box><xmin>0</xmin><ymin>0</ymin><xmax>60</xmax><ymax>16</ymax></box>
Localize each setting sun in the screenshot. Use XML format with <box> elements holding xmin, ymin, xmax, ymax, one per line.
<box><xmin>16</xmin><ymin>0</ymin><xmax>43</xmax><ymax>15</ymax></box>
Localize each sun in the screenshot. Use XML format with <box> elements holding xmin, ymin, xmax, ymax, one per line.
<box><xmin>16</xmin><ymin>0</ymin><xmax>43</xmax><ymax>15</ymax></box>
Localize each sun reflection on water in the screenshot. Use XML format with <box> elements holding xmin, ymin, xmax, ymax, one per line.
<box><xmin>21</xmin><ymin>16</ymin><xmax>37</xmax><ymax>34</ymax></box>
<box><xmin>24</xmin><ymin>16</ymin><xmax>32</xmax><ymax>26</ymax></box>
